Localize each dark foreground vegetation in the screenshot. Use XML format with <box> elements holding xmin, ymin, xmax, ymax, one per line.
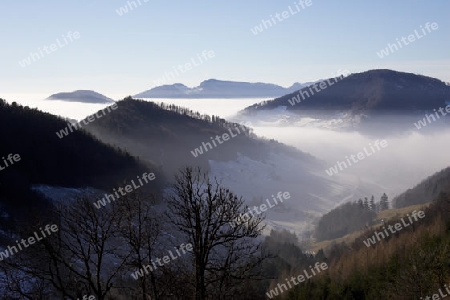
<box><xmin>281</xmin><ymin>192</ymin><xmax>450</xmax><ymax>299</ymax></box>
<box><xmin>0</xmin><ymin>166</ymin><xmax>322</xmax><ymax>299</ymax></box>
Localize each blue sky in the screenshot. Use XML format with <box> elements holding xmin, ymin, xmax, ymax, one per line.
<box><xmin>1</xmin><ymin>0</ymin><xmax>449</xmax><ymax>98</ymax></box>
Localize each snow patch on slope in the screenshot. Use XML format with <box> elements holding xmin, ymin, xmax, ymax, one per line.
<box><xmin>208</xmin><ymin>152</ymin><xmax>357</xmax><ymax>233</ymax></box>
<box><xmin>233</xmin><ymin>108</ymin><xmax>355</xmax><ymax>130</ymax></box>
<box><xmin>32</xmin><ymin>185</ymin><xmax>101</xmax><ymax>203</ymax></box>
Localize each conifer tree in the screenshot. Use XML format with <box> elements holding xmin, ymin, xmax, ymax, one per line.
<box><xmin>370</xmin><ymin>195</ymin><xmax>376</xmax><ymax>212</ymax></box>
<box><xmin>380</xmin><ymin>193</ymin><xmax>389</xmax><ymax>211</ymax></box>
<box><xmin>364</xmin><ymin>197</ymin><xmax>369</xmax><ymax>210</ymax></box>
<box><xmin>358</xmin><ymin>198</ymin><xmax>363</xmax><ymax>208</ymax></box>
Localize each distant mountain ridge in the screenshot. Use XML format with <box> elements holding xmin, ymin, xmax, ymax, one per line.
<box><xmin>46</xmin><ymin>90</ymin><xmax>114</xmax><ymax>104</ymax></box>
<box><xmin>244</xmin><ymin>70</ymin><xmax>450</xmax><ymax>114</ymax></box>
<box><xmin>238</xmin><ymin>70</ymin><xmax>450</xmax><ymax>131</ymax></box>
<box><xmin>134</xmin><ymin>79</ymin><xmax>316</xmax><ymax>98</ymax></box>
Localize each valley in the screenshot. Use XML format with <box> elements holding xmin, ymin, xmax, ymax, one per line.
<box><xmin>2</xmin><ymin>2</ymin><xmax>450</xmax><ymax>296</ymax></box>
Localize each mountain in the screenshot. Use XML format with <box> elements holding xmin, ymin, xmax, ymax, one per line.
<box><xmin>134</xmin><ymin>79</ymin><xmax>315</xmax><ymax>98</ymax></box>
<box><xmin>0</xmin><ymin>98</ymin><xmax>162</xmax><ymax>233</ymax></box>
<box><xmin>82</xmin><ymin>97</ymin><xmax>375</xmax><ymax>232</ymax></box>
<box><xmin>0</xmin><ymin>99</ymin><xmax>156</xmax><ymax>189</ymax></box>
<box><xmin>241</xmin><ymin>70</ymin><xmax>450</xmax><ymax>130</ymax></box>
<box><xmin>393</xmin><ymin>166</ymin><xmax>450</xmax><ymax>208</ymax></box>
<box><xmin>136</xmin><ymin>83</ymin><xmax>191</xmax><ymax>98</ymax></box>
<box><xmin>46</xmin><ymin>90</ymin><xmax>114</xmax><ymax>103</ymax></box>
<box><xmin>83</xmin><ymin>97</ymin><xmax>317</xmax><ymax>174</ymax></box>
<box><xmin>246</xmin><ymin>69</ymin><xmax>450</xmax><ymax>112</ymax></box>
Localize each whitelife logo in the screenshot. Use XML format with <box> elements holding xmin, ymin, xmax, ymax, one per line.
<box><xmin>131</xmin><ymin>243</ymin><xmax>193</xmax><ymax>279</ymax></box>
<box><xmin>93</xmin><ymin>172</ymin><xmax>156</xmax><ymax>209</ymax></box>
<box><xmin>0</xmin><ymin>224</ymin><xmax>59</xmax><ymax>261</ymax></box>
<box><xmin>152</xmin><ymin>50</ymin><xmax>215</xmax><ymax>86</ymax></box>
<box><xmin>363</xmin><ymin>210</ymin><xmax>425</xmax><ymax>247</ymax></box>
<box><xmin>229</xmin><ymin>191</ymin><xmax>290</xmax><ymax>228</ymax></box>
<box><xmin>77</xmin><ymin>296</ymin><xmax>95</xmax><ymax>300</ymax></box>
<box><xmin>115</xmin><ymin>0</ymin><xmax>150</xmax><ymax>16</ymax></box>
<box><xmin>190</xmin><ymin>124</ymin><xmax>244</xmax><ymax>158</ymax></box>
<box><xmin>287</xmin><ymin>70</ymin><xmax>350</xmax><ymax>106</ymax></box>
<box><xmin>325</xmin><ymin>140</ymin><xmax>388</xmax><ymax>176</ymax></box>
<box><xmin>0</xmin><ymin>153</ymin><xmax>21</xmax><ymax>172</ymax></box>
<box><xmin>423</xmin><ymin>283</ymin><xmax>450</xmax><ymax>300</ymax></box>
<box><xmin>19</xmin><ymin>31</ymin><xmax>81</xmax><ymax>68</ymax></box>
<box><xmin>376</xmin><ymin>22</ymin><xmax>438</xmax><ymax>58</ymax></box>
<box><xmin>413</xmin><ymin>104</ymin><xmax>450</xmax><ymax>129</ymax></box>
<box><xmin>266</xmin><ymin>262</ymin><xmax>328</xmax><ymax>298</ymax></box>
<box><xmin>56</xmin><ymin>103</ymin><xmax>118</xmax><ymax>139</ymax></box>
<box><xmin>250</xmin><ymin>0</ymin><xmax>313</xmax><ymax>35</ymax></box>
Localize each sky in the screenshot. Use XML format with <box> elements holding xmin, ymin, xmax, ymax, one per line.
<box><xmin>1</xmin><ymin>0</ymin><xmax>449</xmax><ymax>99</ymax></box>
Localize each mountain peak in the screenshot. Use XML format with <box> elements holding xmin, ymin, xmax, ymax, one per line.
<box><xmin>245</xmin><ymin>69</ymin><xmax>450</xmax><ymax>114</ymax></box>
<box><xmin>46</xmin><ymin>90</ymin><xmax>114</xmax><ymax>104</ymax></box>
<box><xmin>135</xmin><ymin>79</ymin><xmax>305</xmax><ymax>98</ymax></box>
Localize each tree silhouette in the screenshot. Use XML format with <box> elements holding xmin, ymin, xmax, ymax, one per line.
<box><xmin>166</xmin><ymin>167</ymin><xmax>266</xmax><ymax>299</ymax></box>
<box><xmin>380</xmin><ymin>193</ymin><xmax>389</xmax><ymax>211</ymax></box>
<box><xmin>370</xmin><ymin>195</ymin><xmax>376</xmax><ymax>212</ymax></box>
<box><xmin>364</xmin><ymin>197</ymin><xmax>369</xmax><ymax>210</ymax></box>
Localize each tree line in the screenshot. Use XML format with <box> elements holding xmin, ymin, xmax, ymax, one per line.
<box><xmin>281</xmin><ymin>192</ymin><xmax>450</xmax><ymax>299</ymax></box>
<box><xmin>314</xmin><ymin>193</ymin><xmax>390</xmax><ymax>241</ymax></box>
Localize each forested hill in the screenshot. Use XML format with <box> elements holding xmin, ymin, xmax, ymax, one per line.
<box><xmin>0</xmin><ymin>98</ymin><xmax>164</xmax><ymax>244</ymax></box>
<box><xmin>244</xmin><ymin>69</ymin><xmax>450</xmax><ymax>115</ymax></box>
<box><xmin>284</xmin><ymin>187</ymin><xmax>450</xmax><ymax>299</ymax></box>
<box><xmin>84</xmin><ymin>97</ymin><xmax>319</xmax><ymax>177</ymax></box>
<box><xmin>46</xmin><ymin>90</ymin><xmax>114</xmax><ymax>104</ymax></box>
<box><xmin>393</xmin><ymin>166</ymin><xmax>450</xmax><ymax>208</ymax></box>
<box><xmin>0</xmin><ymin>99</ymin><xmax>156</xmax><ymax>189</ymax></box>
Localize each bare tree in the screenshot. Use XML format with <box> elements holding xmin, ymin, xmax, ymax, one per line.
<box><xmin>117</xmin><ymin>191</ymin><xmax>163</xmax><ymax>300</ymax></box>
<box><xmin>51</xmin><ymin>195</ymin><xmax>133</xmax><ymax>299</ymax></box>
<box><xmin>166</xmin><ymin>166</ymin><xmax>266</xmax><ymax>300</ymax></box>
<box><xmin>3</xmin><ymin>195</ymin><xmax>132</xmax><ymax>299</ymax></box>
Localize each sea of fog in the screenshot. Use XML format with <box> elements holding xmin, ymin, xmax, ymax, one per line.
<box><xmin>250</xmin><ymin>126</ymin><xmax>450</xmax><ymax>197</ymax></box>
<box><xmin>6</xmin><ymin>96</ymin><xmax>450</xmax><ymax>199</ymax></box>
<box><xmin>2</xmin><ymin>95</ymin><xmax>266</xmax><ymax>121</ymax></box>
<box><xmin>146</xmin><ymin>99</ymin><xmax>450</xmax><ymax>199</ymax></box>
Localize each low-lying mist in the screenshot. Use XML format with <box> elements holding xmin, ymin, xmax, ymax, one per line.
<box><xmin>251</xmin><ymin>124</ymin><xmax>450</xmax><ymax>198</ymax></box>
<box><xmin>11</xmin><ymin>95</ymin><xmax>448</xmax><ymax>205</ymax></box>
